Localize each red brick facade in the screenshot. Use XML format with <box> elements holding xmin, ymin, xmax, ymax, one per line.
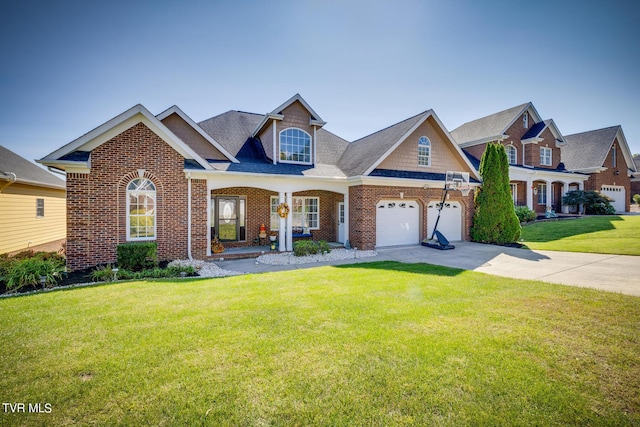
<box><xmin>348</xmin><ymin>185</ymin><xmax>474</xmax><ymax>250</ymax></box>
<box><xmin>582</xmin><ymin>138</ymin><xmax>631</xmax><ymax>212</ymax></box>
<box><xmin>66</xmin><ymin>123</ymin><xmax>192</xmax><ymax>270</ymax></box>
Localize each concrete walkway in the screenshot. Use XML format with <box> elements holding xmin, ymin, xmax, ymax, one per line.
<box><xmin>217</xmin><ymin>242</ymin><xmax>640</xmax><ymax>297</ymax></box>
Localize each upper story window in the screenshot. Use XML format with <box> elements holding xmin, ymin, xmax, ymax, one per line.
<box><xmin>280</xmin><ymin>128</ymin><xmax>311</xmax><ymax>164</ymax></box>
<box><xmin>540</xmin><ymin>147</ymin><xmax>552</xmax><ymax>166</ymax></box>
<box><xmin>523</xmin><ymin>112</ymin><xmax>529</xmax><ymax>129</ymax></box>
<box><xmin>506</xmin><ymin>145</ymin><xmax>517</xmax><ymax>165</ymax></box>
<box><xmin>127</xmin><ymin>178</ymin><xmax>156</xmax><ymax>241</ymax></box>
<box><xmin>418</xmin><ymin>136</ymin><xmax>431</xmax><ymax>166</ymax></box>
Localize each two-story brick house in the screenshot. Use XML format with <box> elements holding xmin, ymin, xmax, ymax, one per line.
<box><xmin>563</xmin><ymin>126</ymin><xmax>638</xmax><ymax>213</ymax></box>
<box><xmin>451</xmin><ymin>103</ymin><xmax>589</xmax><ymax>214</ymax></box>
<box><xmin>39</xmin><ymin>94</ymin><xmax>479</xmax><ymax>271</ymax></box>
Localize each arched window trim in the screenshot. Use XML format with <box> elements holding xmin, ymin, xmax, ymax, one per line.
<box><xmin>418</xmin><ymin>136</ymin><xmax>431</xmax><ymax>167</ymax></box>
<box><xmin>279</xmin><ymin>127</ymin><xmax>312</xmax><ymax>165</ymax></box>
<box><xmin>126</xmin><ymin>177</ymin><xmax>157</xmax><ymax>241</ymax></box>
<box><xmin>506</xmin><ymin>144</ymin><xmax>517</xmax><ymax>165</ymax></box>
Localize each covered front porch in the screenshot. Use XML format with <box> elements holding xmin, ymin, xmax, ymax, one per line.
<box><xmin>205</xmin><ymin>176</ymin><xmax>349</xmax><ymax>256</ymax></box>
<box><xmin>509</xmin><ymin>167</ymin><xmax>589</xmax><ymax>214</ymax></box>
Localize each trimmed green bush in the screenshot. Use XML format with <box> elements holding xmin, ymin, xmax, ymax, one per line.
<box><xmin>633</xmin><ymin>194</ymin><xmax>640</xmax><ymax>205</ymax></box>
<box><xmin>562</xmin><ymin>190</ymin><xmax>616</xmax><ymax>215</ymax></box>
<box><xmin>514</xmin><ymin>206</ymin><xmax>537</xmax><ymax>223</ymax></box>
<box><xmin>471</xmin><ymin>143</ymin><xmax>521</xmax><ymax>244</ymax></box>
<box><xmin>117</xmin><ymin>242</ymin><xmax>158</xmax><ymax>271</ymax></box>
<box><xmin>6</xmin><ymin>258</ymin><xmax>64</xmax><ymax>291</ymax></box>
<box><xmin>293</xmin><ymin>240</ymin><xmax>332</xmax><ymax>257</ymax></box>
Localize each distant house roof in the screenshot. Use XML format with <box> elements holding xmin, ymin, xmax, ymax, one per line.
<box><xmin>0</xmin><ymin>145</ymin><xmax>65</xmax><ymax>190</ymax></box>
<box><xmin>450</xmin><ymin>103</ymin><xmax>532</xmax><ymax>145</ymax></box>
<box><xmin>563</xmin><ymin>125</ymin><xmax>636</xmax><ymax>173</ymax></box>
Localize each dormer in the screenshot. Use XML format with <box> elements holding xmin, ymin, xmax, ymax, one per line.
<box><xmin>251</xmin><ymin>94</ymin><xmax>326</xmax><ymax>165</ymax></box>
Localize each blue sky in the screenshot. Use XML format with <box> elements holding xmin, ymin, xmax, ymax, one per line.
<box><xmin>1</xmin><ymin>0</ymin><xmax>639</xmax><ymax>167</ymax></box>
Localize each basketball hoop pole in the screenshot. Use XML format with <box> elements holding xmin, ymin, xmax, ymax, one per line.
<box><xmin>430</xmin><ymin>184</ymin><xmax>450</xmax><ymax>240</ymax></box>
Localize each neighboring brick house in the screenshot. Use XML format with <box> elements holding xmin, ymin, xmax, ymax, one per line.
<box><xmin>562</xmin><ymin>126</ymin><xmax>638</xmax><ymax>213</ymax></box>
<box><xmin>39</xmin><ymin>94</ymin><xmax>479</xmax><ymax>271</ymax></box>
<box><xmin>451</xmin><ymin>103</ymin><xmax>589</xmax><ymax>214</ymax></box>
<box><xmin>1</xmin><ymin>146</ymin><xmax>66</xmax><ymax>253</ymax></box>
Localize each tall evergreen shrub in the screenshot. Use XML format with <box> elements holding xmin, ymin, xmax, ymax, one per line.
<box><xmin>471</xmin><ymin>143</ymin><xmax>521</xmax><ymax>244</ymax></box>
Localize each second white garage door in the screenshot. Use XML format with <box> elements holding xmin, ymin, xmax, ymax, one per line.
<box><xmin>376</xmin><ymin>200</ymin><xmax>420</xmax><ymax>247</ymax></box>
<box><xmin>601</xmin><ymin>185</ymin><xmax>626</xmax><ymax>212</ymax></box>
<box><xmin>427</xmin><ymin>201</ymin><xmax>462</xmax><ymax>241</ymax></box>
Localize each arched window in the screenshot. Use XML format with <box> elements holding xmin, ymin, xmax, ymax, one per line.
<box><xmin>127</xmin><ymin>178</ymin><xmax>156</xmax><ymax>240</ymax></box>
<box><xmin>279</xmin><ymin>128</ymin><xmax>311</xmax><ymax>164</ymax></box>
<box><xmin>418</xmin><ymin>136</ymin><xmax>431</xmax><ymax>166</ymax></box>
<box><xmin>506</xmin><ymin>145</ymin><xmax>517</xmax><ymax>165</ymax></box>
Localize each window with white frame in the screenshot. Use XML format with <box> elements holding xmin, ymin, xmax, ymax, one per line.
<box><xmin>418</xmin><ymin>136</ymin><xmax>431</xmax><ymax>166</ymax></box>
<box><xmin>506</xmin><ymin>145</ymin><xmax>517</xmax><ymax>165</ymax></box>
<box><xmin>127</xmin><ymin>178</ymin><xmax>156</xmax><ymax>240</ymax></box>
<box><xmin>540</xmin><ymin>147</ymin><xmax>552</xmax><ymax>166</ymax></box>
<box><xmin>36</xmin><ymin>198</ymin><xmax>44</xmax><ymax>218</ymax></box>
<box><xmin>537</xmin><ymin>183</ymin><xmax>547</xmax><ymax>205</ymax></box>
<box><xmin>510</xmin><ymin>183</ymin><xmax>517</xmax><ymax>205</ymax></box>
<box><xmin>612</xmin><ymin>145</ymin><xmax>617</xmax><ymax>167</ymax></box>
<box><xmin>270</xmin><ymin>196</ymin><xmax>319</xmax><ymax>230</ymax></box>
<box><xmin>279</xmin><ymin>128</ymin><xmax>311</xmax><ymax>164</ymax></box>
<box><xmin>523</xmin><ymin>112</ymin><xmax>529</xmax><ymax>129</ymax></box>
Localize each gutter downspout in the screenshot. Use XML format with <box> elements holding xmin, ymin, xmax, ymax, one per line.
<box><xmin>0</xmin><ymin>172</ymin><xmax>17</xmax><ymax>192</ymax></box>
<box><xmin>187</xmin><ymin>173</ymin><xmax>193</xmax><ymax>260</ymax></box>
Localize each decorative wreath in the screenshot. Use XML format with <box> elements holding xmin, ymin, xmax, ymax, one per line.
<box><xmin>277</xmin><ymin>203</ymin><xmax>290</xmax><ymax>218</ymax></box>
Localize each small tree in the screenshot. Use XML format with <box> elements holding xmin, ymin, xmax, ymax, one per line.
<box><xmin>471</xmin><ymin>143</ymin><xmax>521</xmax><ymax>244</ymax></box>
<box><xmin>562</xmin><ymin>190</ymin><xmax>615</xmax><ymax>215</ymax></box>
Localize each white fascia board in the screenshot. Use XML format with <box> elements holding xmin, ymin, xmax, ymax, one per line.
<box><xmin>251</xmin><ymin>113</ymin><xmax>283</xmax><ymax>137</ymax></box>
<box><xmin>363</xmin><ymin>111</ymin><xmax>432</xmax><ymax>176</ymax></box>
<box><xmin>615</xmin><ymin>127</ymin><xmax>637</xmax><ymax>172</ymax></box>
<box><xmin>41</xmin><ymin>104</ymin><xmax>211</xmax><ymax>170</ymax></box>
<box><xmin>347</xmin><ymin>175</ymin><xmax>481</xmax><ymax>189</ymax></box>
<box><xmin>508</xmin><ymin>166</ymin><xmax>589</xmax><ymax>182</ymax></box>
<box><xmin>569</xmin><ymin>166</ymin><xmax>607</xmax><ymax>174</ymax></box>
<box><xmin>310</xmin><ymin>119</ymin><xmax>327</xmax><ymax>127</ymax></box>
<box><xmin>521</xmin><ymin>137</ymin><xmax>543</xmax><ymax>145</ymax></box>
<box><xmin>196</xmin><ymin>170</ymin><xmax>349</xmax><ymax>194</ymax></box>
<box><xmin>156</xmin><ymin>105</ymin><xmax>239</xmax><ymax>163</ymax></box>
<box><xmin>457</xmin><ymin>134</ymin><xmax>506</xmax><ymax>148</ymax></box>
<box><xmin>13</xmin><ymin>178</ymin><xmax>66</xmax><ymax>190</ymax></box>
<box><xmin>36</xmin><ymin>159</ymin><xmax>90</xmax><ymax>174</ymax></box>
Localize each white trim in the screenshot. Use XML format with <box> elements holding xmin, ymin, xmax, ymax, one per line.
<box><xmin>187</xmin><ymin>174</ymin><xmax>193</xmax><ymax>260</ymax></box>
<box><xmin>540</xmin><ymin>146</ymin><xmax>552</xmax><ymax>166</ymax></box>
<box><xmin>418</xmin><ymin>136</ymin><xmax>431</xmax><ymax>167</ymax></box>
<box><xmin>362</xmin><ymin>110</ymin><xmax>481</xmax><ymax>182</ymax></box>
<box><xmin>252</xmin><ymin>113</ymin><xmax>284</xmax><ymax>138</ymax></box>
<box><xmin>39</xmin><ymin>104</ymin><xmax>211</xmax><ymax>171</ymax></box>
<box><xmin>156</xmin><ymin>105</ymin><xmax>239</xmax><ymax>163</ymax></box>
<box><xmin>272</xmin><ymin>119</ymin><xmax>277</xmax><ymax>165</ymax></box>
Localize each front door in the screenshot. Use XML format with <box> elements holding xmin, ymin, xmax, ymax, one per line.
<box><xmin>217</xmin><ymin>197</ymin><xmax>238</xmax><ymax>241</ymax></box>
<box><xmin>338</xmin><ymin>202</ymin><xmax>345</xmax><ymax>243</ymax></box>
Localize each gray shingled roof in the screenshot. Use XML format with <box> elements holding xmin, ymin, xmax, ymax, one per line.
<box><xmin>562</xmin><ymin>126</ymin><xmax>620</xmax><ymax>170</ymax></box>
<box><xmin>338</xmin><ymin>111</ymin><xmax>429</xmax><ymax>176</ymax></box>
<box><xmin>450</xmin><ymin>103</ymin><xmax>529</xmax><ymax>144</ymax></box>
<box><xmin>198</xmin><ymin>111</ymin><xmax>263</xmax><ymax>157</ymax></box>
<box><xmin>0</xmin><ymin>145</ymin><xmax>66</xmax><ymax>189</ymax></box>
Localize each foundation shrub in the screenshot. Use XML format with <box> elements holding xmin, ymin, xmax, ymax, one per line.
<box><xmin>117</xmin><ymin>243</ymin><xmax>158</xmax><ymax>271</ymax></box>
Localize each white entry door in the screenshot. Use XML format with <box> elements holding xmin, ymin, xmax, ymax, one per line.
<box><xmin>338</xmin><ymin>202</ymin><xmax>345</xmax><ymax>243</ymax></box>
<box><xmin>427</xmin><ymin>201</ymin><xmax>462</xmax><ymax>241</ymax></box>
<box><xmin>601</xmin><ymin>185</ymin><xmax>626</xmax><ymax>212</ymax></box>
<box><xmin>375</xmin><ymin>200</ymin><xmax>420</xmax><ymax>247</ymax></box>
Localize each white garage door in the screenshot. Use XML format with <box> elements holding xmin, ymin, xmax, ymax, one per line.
<box><xmin>601</xmin><ymin>185</ymin><xmax>626</xmax><ymax>212</ymax></box>
<box><xmin>427</xmin><ymin>201</ymin><xmax>462</xmax><ymax>241</ymax></box>
<box><xmin>376</xmin><ymin>200</ymin><xmax>420</xmax><ymax>247</ymax></box>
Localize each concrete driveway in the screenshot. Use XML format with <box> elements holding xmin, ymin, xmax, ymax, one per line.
<box><xmin>376</xmin><ymin>242</ymin><xmax>640</xmax><ymax>297</ymax></box>
<box><xmin>220</xmin><ymin>242</ymin><xmax>640</xmax><ymax>297</ymax></box>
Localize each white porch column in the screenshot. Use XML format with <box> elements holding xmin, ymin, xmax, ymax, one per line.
<box><xmin>278</xmin><ymin>192</ymin><xmax>286</xmax><ymax>252</ymax></box>
<box><xmin>546</xmin><ymin>180</ymin><xmax>553</xmax><ymax>210</ymax></box>
<box><xmin>562</xmin><ymin>182</ymin><xmax>569</xmax><ymax>213</ymax></box>
<box><xmin>526</xmin><ymin>178</ymin><xmax>534</xmax><ymax>210</ymax></box>
<box><xmin>343</xmin><ymin>191</ymin><xmax>350</xmax><ymax>246</ymax></box>
<box><xmin>286</xmin><ymin>192</ymin><xmax>293</xmax><ymax>251</ymax></box>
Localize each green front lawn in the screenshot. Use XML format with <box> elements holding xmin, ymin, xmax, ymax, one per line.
<box><xmin>1</xmin><ymin>263</ymin><xmax>639</xmax><ymax>426</ymax></box>
<box><xmin>521</xmin><ymin>215</ymin><xmax>640</xmax><ymax>255</ymax></box>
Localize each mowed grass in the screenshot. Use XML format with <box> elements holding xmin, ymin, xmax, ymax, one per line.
<box><xmin>1</xmin><ymin>262</ymin><xmax>639</xmax><ymax>426</ymax></box>
<box><xmin>521</xmin><ymin>215</ymin><xmax>640</xmax><ymax>255</ymax></box>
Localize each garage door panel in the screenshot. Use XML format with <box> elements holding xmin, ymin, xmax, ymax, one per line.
<box><xmin>601</xmin><ymin>186</ymin><xmax>625</xmax><ymax>212</ymax></box>
<box><xmin>427</xmin><ymin>201</ymin><xmax>462</xmax><ymax>241</ymax></box>
<box><xmin>376</xmin><ymin>200</ymin><xmax>419</xmax><ymax>247</ymax></box>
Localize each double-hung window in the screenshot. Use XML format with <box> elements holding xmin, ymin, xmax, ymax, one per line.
<box><xmin>540</xmin><ymin>147</ymin><xmax>552</xmax><ymax>166</ymax></box>
<box><xmin>506</xmin><ymin>145</ymin><xmax>517</xmax><ymax>165</ymax></box>
<box><xmin>270</xmin><ymin>196</ymin><xmax>319</xmax><ymax>230</ymax></box>
<box><xmin>279</xmin><ymin>128</ymin><xmax>311</xmax><ymax>164</ymax></box>
<box><xmin>36</xmin><ymin>199</ymin><xmax>45</xmax><ymax>218</ymax></box>
<box><xmin>537</xmin><ymin>183</ymin><xmax>547</xmax><ymax>205</ymax></box>
<box><xmin>418</xmin><ymin>136</ymin><xmax>431</xmax><ymax>166</ymax></box>
<box><xmin>127</xmin><ymin>178</ymin><xmax>156</xmax><ymax>240</ymax></box>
